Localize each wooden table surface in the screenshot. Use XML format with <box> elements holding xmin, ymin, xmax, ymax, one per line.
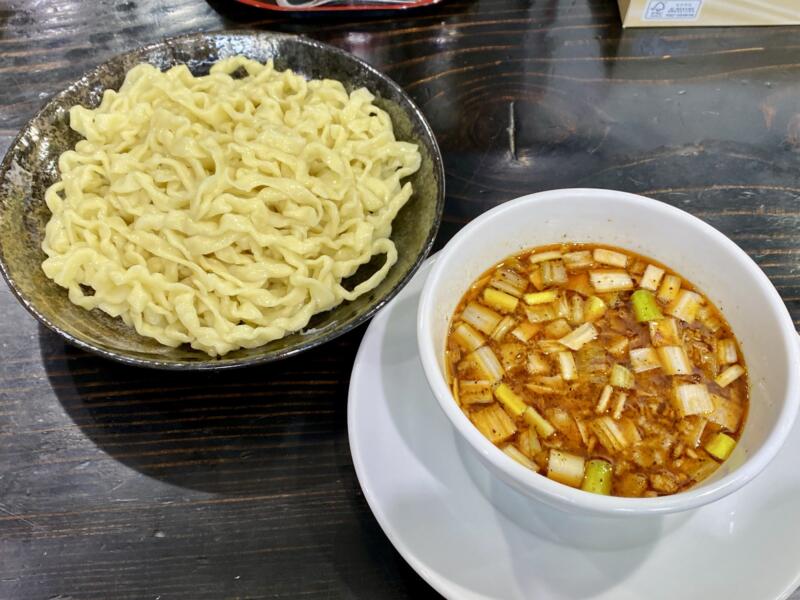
<box><xmin>1</xmin><ymin>1</ymin><xmax>799</xmax><ymax>598</ymax></box>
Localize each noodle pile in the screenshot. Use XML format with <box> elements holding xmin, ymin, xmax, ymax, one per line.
<box><xmin>41</xmin><ymin>57</ymin><xmax>421</xmax><ymax>356</ymax></box>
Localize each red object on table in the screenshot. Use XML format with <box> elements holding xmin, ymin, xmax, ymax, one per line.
<box><xmin>235</xmin><ymin>0</ymin><xmax>442</xmax><ymax>11</ymax></box>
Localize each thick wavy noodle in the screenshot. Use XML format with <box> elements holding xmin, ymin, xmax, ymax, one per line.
<box><xmin>41</xmin><ymin>57</ymin><xmax>421</xmax><ymax>356</ymax></box>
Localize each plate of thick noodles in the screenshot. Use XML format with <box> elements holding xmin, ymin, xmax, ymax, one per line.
<box><xmin>0</xmin><ymin>31</ymin><xmax>444</xmax><ymax>369</ymax></box>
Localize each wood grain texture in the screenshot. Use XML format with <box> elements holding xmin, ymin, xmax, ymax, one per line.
<box><xmin>1</xmin><ymin>0</ymin><xmax>799</xmax><ymax>598</ymax></box>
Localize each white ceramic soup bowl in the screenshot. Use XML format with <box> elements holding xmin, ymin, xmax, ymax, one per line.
<box><xmin>417</xmin><ymin>188</ymin><xmax>800</xmax><ymax>517</ymax></box>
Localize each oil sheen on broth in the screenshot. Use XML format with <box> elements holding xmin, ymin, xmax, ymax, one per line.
<box><xmin>445</xmin><ymin>244</ymin><xmax>749</xmax><ymax>497</ymax></box>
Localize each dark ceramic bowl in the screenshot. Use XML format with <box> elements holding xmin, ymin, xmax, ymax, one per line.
<box><xmin>0</xmin><ymin>31</ymin><xmax>444</xmax><ymax>369</ymax></box>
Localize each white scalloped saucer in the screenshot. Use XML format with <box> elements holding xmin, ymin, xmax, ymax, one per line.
<box><xmin>348</xmin><ymin>258</ymin><xmax>800</xmax><ymax>600</ymax></box>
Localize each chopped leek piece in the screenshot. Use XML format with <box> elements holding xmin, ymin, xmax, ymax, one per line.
<box><xmin>629</xmin><ymin>260</ymin><xmax>646</xmax><ymax>275</ymax></box>
<box><xmin>516</xmin><ymin>430</ymin><xmax>533</xmax><ymax>458</ymax></box>
<box><xmin>525</xmin><ymin>303</ymin><xmax>558</xmax><ymax>323</ymax></box>
<box><xmin>553</xmin><ymin>294</ymin><xmax>570</xmax><ymax>319</ymax></box>
<box><xmin>523</xmin><ymin>406</ymin><xmax>556</xmax><ymax>438</ymax></box>
<box><xmin>568</xmin><ymin>294</ymin><xmax>585</xmax><ymax>325</ymax></box>
<box><xmin>525</xmin><ymin>377</ymin><xmax>567</xmax><ymax>396</ymax></box>
<box><xmin>631</xmin><ymin>289</ymin><xmax>664</xmax><ymax>322</ymax></box>
<box><xmin>510</xmin><ymin>321</ymin><xmax>541</xmax><ymax>342</ymax></box>
<box><xmin>557</xmin><ymin>351</ymin><xmax>577</xmax><ymax>381</ymax></box>
<box><xmin>544</xmin><ymin>318</ymin><xmax>573</xmax><ymax>339</ymax></box>
<box><xmin>610</xmin><ymin>364</ymin><xmax>634</xmax><ymax>389</ymax></box>
<box><xmin>461</xmin><ymin>301</ymin><xmax>502</xmax><ymax>335</ymax></box>
<box><xmin>526</xmin><ymin>352</ymin><xmax>551</xmax><ymax>375</ymax></box>
<box><xmin>715</xmin><ymin>364</ymin><xmax>745</xmax><ymax>388</ymax></box>
<box><xmin>657</xmin><ymin>274</ymin><xmax>682</xmax><ymax>303</ymax></box>
<box><xmin>490</xmin><ymin>269</ymin><xmax>528</xmax><ymax>297</ymax></box>
<box><xmin>541</xmin><ymin>260</ymin><xmax>568</xmax><ymax>286</ymax></box>
<box><xmin>565</xmin><ymin>272</ymin><xmax>595</xmax><ymax>297</ymax></box>
<box><xmin>581</xmin><ymin>459</ymin><xmax>613</xmax><ymax>495</ymax></box>
<box><xmin>563</xmin><ymin>250</ymin><xmax>593</xmax><ymax>270</ymax></box>
<box><xmin>716</xmin><ymin>338</ymin><xmax>738</xmax><ymax>365</ymax></box>
<box><xmin>593</xmin><ymin>248</ymin><xmax>628</xmax><ymax>268</ymax></box>
<box><xmin>639</xmin><ymin>264</ymin><xmax>665</xmax><ymax>291</ymax></box>
<box><xmin>679</xmin><ymin>415</ymin><xmax>708</xmax><ymax>448</ymax></box>
<box><xmin>705</xmin><ymin>432</ymin><xmax>736</xmax><ymax>461</ymax></box>
<box><xmin>708</xmin><ymin>393</ymin><xmax>743</xmax><ymax>432</ymax></box>
<box><xmin>547</xmin><ymin>449</ymin><xmax>586</xmax><ymax>488</ymax></box>
<box><xmin>591</xmin><ymin>416</ymin><xmax>631</xmax><ymax>452</ymax></box>
<box><xmin>471</xmin><ymin>346</ymin><xmax>505</xmax><ymax>381</ymax></box>
<box><xmin>606</xmin><ymin>334</ymin><xmax>629</xmax><ymax>358</ymax></box>
<box><xmin>649</xmin><ymin>317</ymin><xmax>680</xmax><ymax>347</ymax></box>
<box><xmin>559</xmin><ymin>322</ymin><xmax>598</xmax><ymax>351</ymax></box>
<box><xmin>666</xmin><ymin>289</ymin><xmax>703</xmax><ymax>324</ymax></box>
<box><xmin>547</xmin><ymin>410</ymin><xmax>571</xmax><ymax>436</ymax></box>
<box><xmin>524</xmin><ymin>289</ymin><xmax>559</xmax><ymax>305</ymax></box>
<box><xmin>698</xmin><ymin>305</ymin><xmax>723</xmax><ymax>333</ymax></box>
<box><xmin>629</xmin><ymin>347</ymin><xmax>661</xmax><ymax>373</ymax></box>
<box><xmin>529</xmin><ymin>250</ymin><xmax>563</xmax><ymax>264</ymax></box>
<box><xmin>527</xmin><ymin>428</ymin><xmax>544</xmax><ymax>454</ymax></box>
<box><xmin>584</xmin><ymin>295</ymin><xmax>607</xmax><ymax>322</ymax></box>
<box><xmin>531</xmin><ymin>374</ymin><xmax>566</xmax><ymax>389</ymax></box>
<box><xmin>674</xmin><ymin>383</ymin><xmax>714</xmax><ymax>417</ymax></box>
<box><xmin>596</xmin><ymin>384</ymin><xmax>613</xmax><ymax>413</ymax></box>
<box><xmin>483</xmin><ymin>288</ymin><xmax>519</xmax><ymax>314</ymax></box>
<box><xmin>451</xmin><ymin>378</ymin><xmax>460</xmax><ymax>405</ymax></box>
<box><xmin>537</xmin><ymin>339</ymin><xmax>566</xmax><ymax>354</ymax></box>
<box><xmin>576</xmin><ymin>341</ymin><xmax>607</xmax><ymax>375</ymax></box>
<box><xmin>503</xmin><ymin>444</ymin><xmax>539</xmax><ymax>471</ymax></box>
<box><xmin>657</xmin><ymin>346</ymin><xmax>692</xmax><ymax>375</ymax></box>
<box><xmin>487</xmin><ymin>280</ymin><xmax>523</xmax><ymax>300</ymax></box>
<box><xmin>575</xmin><ymin>419</ymin><xmax>590</xmax><ymax>445</ymax></box>
<box><xmin>619</xmin><ymin>419</ymin><xmax>642</xmax><ymax>445</ymax></box>
<box><xmin>612</xmin><ymin>391</ymin><xmax>628</xmax><ymax>420</ymax></box>
<box><xmin>459</xmin><ymin>380</ymin><xmax>494</xmax><ymax>405</ymax></box>
<box><xmin>490</xmin><ymin>316</ymin><xmax>518</xmax><ymax>341</ymax></box>
<box><xmin>452</xmin><ymin>322</ymin><xmax>486</xmax><ymax>352</ymax></box>
<box><xmin>494</xmin><ymin>383</ymin><xmax>528</xmax><ymax>418</ymax></box>
<box><xmin>471</xmin><ymin>403</ymin><xmax>517</xmax><ymax>444</ymax></box>
<box><xmin>518</xmin><ymin>427</ymin><xmax>542</xmax><ymax>457</ymax></box>
<box><xmin>529</xmin><ymin>267</ymin><xmax>545</xmax><ymax>290</ymax></box>
<box><xmin>687</xmin><ymin>460</ymin><xmax>718</xmax><ymax>483</ymax></box>
<box><xmin>589</xmin><ymin>270</ymin><xmax>634</xmax><ymax>293</ymax></box>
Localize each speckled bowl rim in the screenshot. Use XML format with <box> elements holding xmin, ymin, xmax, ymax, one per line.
<box><xmin>0</xmin><ymin>31</ymin><xmax>445</xmax><ymax>370</ymax></box>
